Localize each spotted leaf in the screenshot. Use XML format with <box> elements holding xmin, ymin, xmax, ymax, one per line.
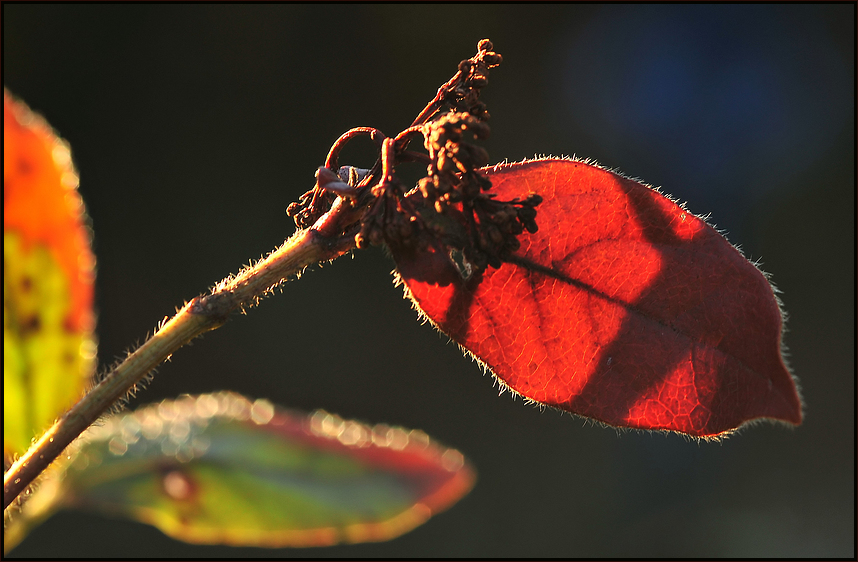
<box><xmin>4</xmin><ymin>90</ymin><xmax>96</xmax><ymax>458</ymax></box>
<box><xmin>61</xmin><ymin>392</ymin><xmax>475</xmax><ymax>547</ymax></box>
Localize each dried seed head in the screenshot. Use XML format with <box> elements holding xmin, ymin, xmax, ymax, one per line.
<box><xmin>315</xmin><ymin>39</ymin><xmax>540</xmax><ymax>278</ymax></box>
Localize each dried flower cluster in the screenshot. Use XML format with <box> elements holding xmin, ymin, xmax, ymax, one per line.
<box><xmin>394</xmin><ymin>112</ymin><xmax>543</xmax><ymax>272</ymax></box>
<box><xmin>287</xmin><ymin>39</ymin><xmax>542</xmax><ymax>275</ymax></box>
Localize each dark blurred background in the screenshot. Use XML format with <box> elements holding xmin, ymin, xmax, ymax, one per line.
<box><xmin>4</xmin><ymin>4</ymin><xmax>854</xmax><ymax>557</ymax></box>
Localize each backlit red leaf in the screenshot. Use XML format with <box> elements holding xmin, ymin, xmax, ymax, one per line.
<box><xmin>392</xmin><ymin>158</ymin><xmax>802</xmax><ymax>437</ymax></box>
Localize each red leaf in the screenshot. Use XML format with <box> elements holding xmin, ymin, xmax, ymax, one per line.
<box><xmin>392</xmin><ymin>158</ymin><xmax>802</xmax><ymax>437</ymax></box>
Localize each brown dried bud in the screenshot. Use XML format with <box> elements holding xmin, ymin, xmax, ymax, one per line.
<box><xmin>518</xmin><ymin>206</ymin><xmax>537</xmax><ymax>222</ymax></box>
<box><xmin>468</xmin><ymin>146</ymin><xmax>490</xmax><ymax>168</ymax></box>
<box><xmin>474</xmin><ymin>108</ymin><xmax>490</xmax><ymax>121</ymax></box>
<box><xmin>487</xmin><ymin>225</ymin><xmax>504</xmax><ymax>245</ymax></box>
<box><xmin>435</xmin><ymin>176</ymin><xmax>452</xmax><ymax>194</ymax></box>
<box><xmin>469</xmin><ymin>75</ymin><xmax>488</xmax><ymax>88</ymax></box>
<box><xmin>462</xmin><ymin>178</ymin><xmax>481</xmax><ymax>199</ymax></box>
<box><xmin>477</xmin><ymin>39</ymin><xmax>493</xmax><ymax>52</ymax></box>
<box><xmin>495</xmin><ymin>208</ymin><xmax>515</xmax><ymax>223</ymax></box>
<box><xmin>444</xmin><ymin>190</ymin><xmax>462</xmax><ymax>203</ymax></box>
<box><xmin>525</xmin><ymin>193</ymin><xmax>543</xmax><ymax>206</ymax></box>
<box><xmin>482</xmin><ymin>52</ymin><xmax>502</xmax><ymax>66</ymax></box>
<box><xmin>472</xmin><ymin>120</ymin><xmax>491</xmax><ymax>139</ymax></box>
<box><xmin>418</xmin><ymin>177</ymin><xmax>436</xmax><ymax>199</ymax></box>
<box><xmin>438</xmin><ymin>152</ymin><xmax>456</xmax><ymax>173</ymax></box>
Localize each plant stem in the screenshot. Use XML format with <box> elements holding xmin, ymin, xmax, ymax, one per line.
<box><xmin>3</xmin><ymin>464</ymin><xmax>67</xmax><ymax>554</ymax></box>
<box><xmin>3</xmin><ymin>199</ymin><xmax>360</xmax><ymax>511</ymax></box>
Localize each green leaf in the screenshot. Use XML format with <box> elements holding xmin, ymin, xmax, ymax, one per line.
<box><xmin>61</xmin><ymin>392</ymin><xmax>476</xmax><ymax>547</ymax></box>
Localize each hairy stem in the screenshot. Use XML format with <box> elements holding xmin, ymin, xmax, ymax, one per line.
<box><xmin>3</xmin><ymin>199</ymin><xmax>359</xmax><ymax>511</ymax></box>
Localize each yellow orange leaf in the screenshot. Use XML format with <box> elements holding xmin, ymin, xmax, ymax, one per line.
<box><xmin>4</xmin><ymin>90</ymin><xmax>96</xmax><ymax>459</ymax></box>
